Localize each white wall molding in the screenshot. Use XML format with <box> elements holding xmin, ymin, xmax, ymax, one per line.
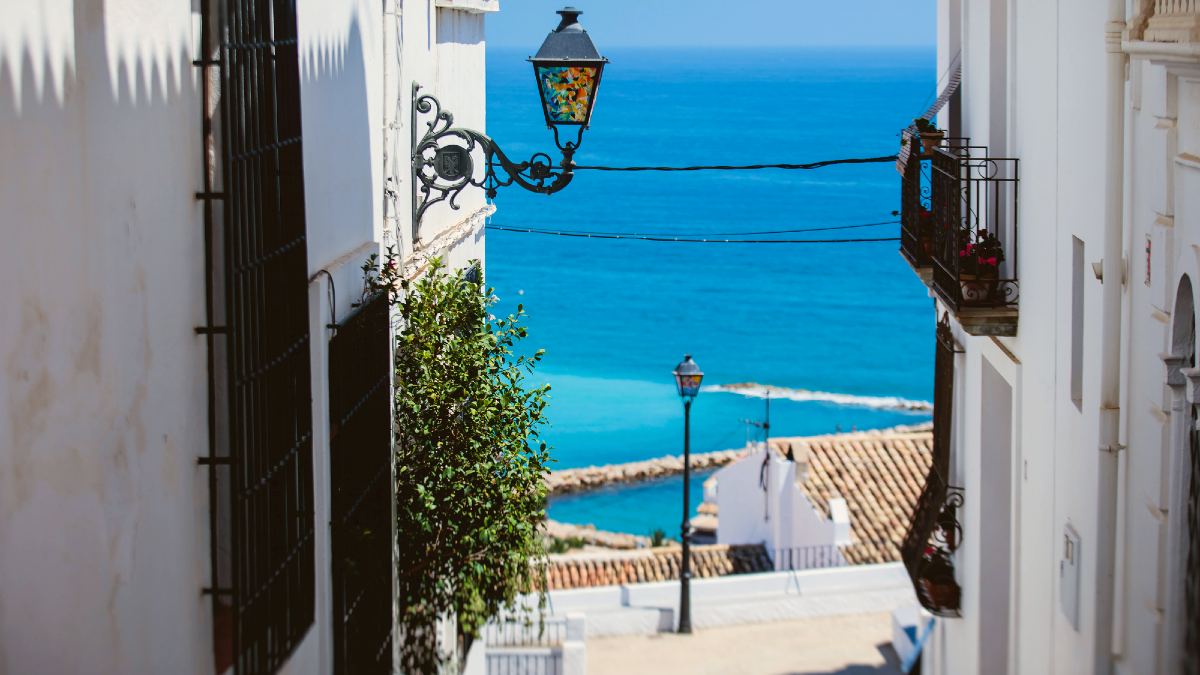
<box><xmin>434</xmin><ymin>0</ymin><xmax>500</xmax><ymax>14</ymax></box>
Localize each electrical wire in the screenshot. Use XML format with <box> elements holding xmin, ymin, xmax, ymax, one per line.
<box><xmin>486</xmin><ymin>224</ymin><xmax>898</xmax><ymax>245</ymax></box>
<box><xmin>515</xmin><ymin>218</ymin><xmax>900</xmax><ymax>238</ymax></box>
<box><xmin>573</xmin><ymin>155</ymin><xmax>898</xmax><ymax>172</ymax></box>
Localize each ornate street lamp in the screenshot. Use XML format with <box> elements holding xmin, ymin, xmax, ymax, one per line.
<box><xmin>529</xmin><ymin>7</ymin><xmax>607</xmax><ymax>147</ymax></box>
<box><xmin>673</xmin><ymin>354</ymin><xmax>704</xmax><ymax>634</ymax></box>
<box><xmin>411</xmin><ymin>7</ymin><xmax>608</xmax><ymax>242</ymax></box>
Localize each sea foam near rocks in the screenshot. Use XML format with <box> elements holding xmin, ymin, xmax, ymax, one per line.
<box><xmin>703</xmin><ymin>382</ymin><xmax>932</xmax><ymax>412</ymax></box>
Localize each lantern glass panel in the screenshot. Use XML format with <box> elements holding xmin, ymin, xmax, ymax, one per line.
<box><xmin>675</xmin><ymin>373</ymin><xmax>704</xmax><ymax>398</ymax></box>
<box><xmin>536</xmin><ymin>65</ymin><xmax>600</xmax><ymax>125</ymax></box>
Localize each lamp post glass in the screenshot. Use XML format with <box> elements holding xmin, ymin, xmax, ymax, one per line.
<box><xmin>674</xmin><ymin>355</ymin><xmax>704</xmax><ymax>399</ymax></box>
<box><xmin>530</xmin><ymin>8</ymin><xmax>608</xmax><ymax>137</ymax></box>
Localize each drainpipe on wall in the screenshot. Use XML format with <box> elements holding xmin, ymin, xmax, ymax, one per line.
<box><xmin>1095</xmin><ymin>2</ymin><xmax>1128</xmax><ymax>673</ymax></box>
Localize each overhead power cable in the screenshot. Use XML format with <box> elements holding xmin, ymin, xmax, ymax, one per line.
<box><xmin>572</xmin><ymin>155</ymin><xmax>898</xmax><ymax>172</ymax></box>
<box><xmin>486</xmin><ymin>224</ymin><xmax>899</xmax><ymax>245</ymax></box>
<box><xmin>542</xmin><ymin>218</ymin><xmax>899</xmax><ymax>238</ymax></box>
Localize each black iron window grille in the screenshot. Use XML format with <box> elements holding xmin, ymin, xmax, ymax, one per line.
<box><xmin>201</xmin><ymin>0</ymin><xmax>316</xmax><ymax>672</ymax></box>
<box><xmin>329</xmin><ymin>293</ymin><xmax>394</xmax><ymax>675</ymax></box>
<box><xmin>900</xmin><ymin>316</ymin><xmax>964</xmax><ymax>617</ymax></box>
<box><xmin>929</xmin><ymin>145</ymin><xmax>1020</xmax><ymax>311</ymax></box>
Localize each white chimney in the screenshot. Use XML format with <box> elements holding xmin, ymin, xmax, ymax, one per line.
<box><xmin>828</xmin><ymin>497</ymin><xmax>852</xmax><ymax>546</ymax></box>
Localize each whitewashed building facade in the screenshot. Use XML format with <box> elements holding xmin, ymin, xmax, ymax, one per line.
<box><xmin>0</xmin><ymin>0</ymin><xmax>495</xmax><ymax>672</ymax></box>
<box><xmin>898</xmin><ymin>1</ymin><xmax>1200</xmax><ymax>673</ymax></box>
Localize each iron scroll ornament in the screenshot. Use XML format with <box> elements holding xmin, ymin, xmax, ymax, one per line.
<box><xmin>411</xmin><ymin>85</ymin><xmax>583</xmax><ymax>243</ymax></box>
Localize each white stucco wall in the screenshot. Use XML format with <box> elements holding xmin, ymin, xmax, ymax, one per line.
<box><xmin>925</xmin><ymin>1</ymin><xmax>1200</xmax><ymax>674</ymax></box>
<box><xmin>713</xmin><ymin>447</ymin><xmax>837</xmax><ymax>561</ymax></box>
<box><xmin>393</xmin><ymin>0</ymin><xmax>492</xmax><ymax>274</ymax></box>
<box><xmin>0</xmin><ymin>1</ymin><xmax>495</xmax><ymax>672</ymax></box>
<box><xmin>1116</xmin><ymin>48</ymin><xmax>1200</xmax><ymax>675</ymax></box>
<box><xmin>0</xmin><ymin>3</ymin><xmax>212</xmax><ymax>672</ymax></box>
<box><xmin>930</xmin><ymin>0</ymin><xmax>1116</xmax><ymax>670</ymax></box>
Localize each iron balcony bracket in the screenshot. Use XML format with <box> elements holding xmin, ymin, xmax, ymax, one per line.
<box><xmin>410</xmin><ymin>84</ymin><xmax>581</xmax><ymax>243</ymax></box>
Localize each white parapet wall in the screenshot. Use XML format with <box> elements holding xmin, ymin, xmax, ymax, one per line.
<box><xmin>469</xmin><ymin>613</ymin><xmax>588</xmax><ymax>675</ymax></box>
<box><xmin>542</xmin><ymin>563</ymin><xmax>917</xmax><ymax>638</ymax></box>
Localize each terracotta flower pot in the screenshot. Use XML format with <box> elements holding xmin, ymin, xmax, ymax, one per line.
<box><xmin>920</xmin><ymin>577</ymin><xmax>961</xmax><ymax>609</ymax></box>
<box><xmin>919</xmin><ymin>131</ymin><xmax>945</xmax><ymax>157</ymax></box>
<box><xmin>961</xmin><ymin>268</ymin><xmax>999</xmax><ymax>304</ymax></box>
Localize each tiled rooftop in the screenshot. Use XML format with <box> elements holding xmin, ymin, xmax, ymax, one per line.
<box><xmin>774</xmin><ymin>425</ymin><xmax>933</xmax><ymax>565</ymax></box>
<box><xmin>543</xmin><ymin>425</ymin><xmax>933</xmax><ymax>589</ymax></box>
<box><xmin>544</xmin><ymin>544</ymin><xmax>772</xmax><ymax>591</ymax></box>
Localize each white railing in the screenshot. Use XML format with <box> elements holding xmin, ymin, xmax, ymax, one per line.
<box><xmin>1144</xmin><ymin>0</ymin><xmax>1200</xmax><ymax>43</ymax></box>
<box><xmin>482</xmin><ymin>616</ymin><xmax>569</xmax><ymax>648</ymax></box>
<box><xmin>1155</xmin><ymin>0</ymin><xmax>1198</xmax><ymax>16</ymax></box>
<box><xmin>486</xmin><ymin>648</ymin><xmax>564</xmax><ymax>675</ymax></box>
<box><xmin>477</xmin><ymin>614</ymin><xmax>587</xmax><ymax>675</ymax></box>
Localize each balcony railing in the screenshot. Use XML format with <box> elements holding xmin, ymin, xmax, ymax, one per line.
<box><xmin>900</xmin><ymin>136</ymin><xmax>971</xmax><ymax>278</ymax></box>
<box><xmin>1144</xmin><ymin>0</ymin><xmax>1200</xmax><ymax>42</ymax></box>
<box><xmin>899</xmin><ymin>150</ymin><xmax>932</xmax><ymax>274</ymax></box>
<box><xmin>929</xmin><ymin>145</ymin><xmax>1020</xmax><ymax>335</ymax></box>
<box><xmin>900</xmin><ymin>317</ymin><xmax>964</xmax><ymax>617</ymax></box>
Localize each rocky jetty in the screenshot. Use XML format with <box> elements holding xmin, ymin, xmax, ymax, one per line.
<box><xmin>546</xmin><ymin>448</ymin><xmax>749</xmax><ymax>495</ymax></box>
<box><xmin>544</xmin><ymin>423</ymin><xmax>934</xmax><ymax>496</ymax></box>
<box><xmin>543</xmin><ymin>519</ymin><xmax>649</xmax><ymax>550</ymax></box>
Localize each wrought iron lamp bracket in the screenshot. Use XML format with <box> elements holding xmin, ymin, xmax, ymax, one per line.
<box><xmin>410</xmin><ymin>84</ymin><xmax>579</xmax><ymax>242</ymax></box>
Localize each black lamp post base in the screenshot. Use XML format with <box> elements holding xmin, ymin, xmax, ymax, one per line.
<box><xmin>678</xmin><ymin>570</ymin><xmax>693</xmax><ymax>634</ymax></box>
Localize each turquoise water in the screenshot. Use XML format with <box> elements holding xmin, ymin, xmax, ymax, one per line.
<box><xmin>485</xmin><ymin>48</ymin><xmax>936</xmax><ymax>538</ymax></box>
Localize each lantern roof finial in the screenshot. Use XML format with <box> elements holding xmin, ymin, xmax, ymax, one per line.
<box><xmin>555</xmin><ymin>7</ymin><xmax>583</xmax><ymax>31</ymax></box>
<box><xmin>533</xmin><ymin>6</ymin><xmax>605</xmax><ymax>61</ymax></box>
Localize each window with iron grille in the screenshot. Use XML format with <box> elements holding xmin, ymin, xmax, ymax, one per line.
<box><xmin>931</xmin><ymin>317</ymin><xmax>954</xmax><ymax>482</ymax></box>
<box><xmin>329</xmin><ymin>293</ymin><xmax>394</xmax><ymax>674</ymax></box>
<box><xmin>207</xmin><ymin>0</ymin><xmax>316</xmax><ymax>672</ymax></box>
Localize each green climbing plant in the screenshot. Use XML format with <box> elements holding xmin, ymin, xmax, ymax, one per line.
<box><xmin>365</xmin><ymin>251</ymin><xmax>552</xmax><ymax>673</ymax></box>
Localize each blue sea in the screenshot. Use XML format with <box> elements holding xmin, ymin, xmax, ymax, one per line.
<box><xmin>485</xmin><ymin>48</ymin><xmax>936</xmax><ymax>537</ymax></box>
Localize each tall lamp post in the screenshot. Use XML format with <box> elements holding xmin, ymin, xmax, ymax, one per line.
<box><xmin>673</xmin><ymin>354</ymin><xmax>704</xmax><ymax>634</ymax></box>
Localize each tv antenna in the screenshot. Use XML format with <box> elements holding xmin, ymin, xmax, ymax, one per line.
<box><xmin>740</xmin><ymin>389</ymin><xmax>771</xmax><ymax>446</ymax></box>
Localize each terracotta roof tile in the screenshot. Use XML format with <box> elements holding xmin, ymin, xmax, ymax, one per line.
<box><xmin>543</xmin><ymin>544</ymin><xmax>773</xmax><ymax>591</ymax></box>
<box><xmin>777</xmin><ymin>427</ymin><xmax>932</xmax><ymax>565</ymax></box>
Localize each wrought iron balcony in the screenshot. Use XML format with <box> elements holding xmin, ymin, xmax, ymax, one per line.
<box><xmin>899</xmin><ymin>149</ymin><xmax>933</xmax><ymax>281</ymax></box>
<box><xmin>900</xmin><ymin>136</ymin><xmax>970</xmax><ymax>282</ymax></box>
<box><xmin>929</xmin><ymin>145</ymin><xmax>1020</xmax><ymax>336</ymax></box>
<box><xmin>900</xmin><ymin>317</ymin><xmax>964</xmax><ymax>617</ymax></box>
<box><xmin>901</xmin><ymin>478</ymin><xmax>965</xmax><ymax>617</ymax></box>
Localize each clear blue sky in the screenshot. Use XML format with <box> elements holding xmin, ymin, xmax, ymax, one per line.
<box><xmin>487</xmin><ymin>1</ymin><xmax>935</xmax><ymax>49</ymax></box>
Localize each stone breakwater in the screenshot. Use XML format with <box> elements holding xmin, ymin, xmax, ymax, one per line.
<box><xmin>544</xmin><ymin>423</ymin><xmax>934</xmax><ymax>496</ymax></box>
<box><xmin>546</xmin><ymin>448</ymin><xmax>749</xmax><ymax>496</ymax></box>
<box><xmin>543</xmin><ymin>519</ymin><xmax>649</xmax><ymax>550</ymax></box>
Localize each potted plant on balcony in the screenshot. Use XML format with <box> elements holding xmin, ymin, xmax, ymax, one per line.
<box><xmin>918</xmin><ymin>546</ymin><xmax>960</xmax><ymax>611</ymax></box>
<box><xmin>914</xmin><ymin>117</ymin><xmax>945</xmax><ymax>157</ymax></box>
<box><xmin>972</xmin><ymin>230</ymin><xmax>1005</xmax><ymax>302</ymax></box>
<box><xmin>957</xmin><ymin>228</ymin><xmax>979</xmax><ymax>278</ymax></box>
<box><xmin>918</xmin><ymin>206</ymin><xmax>935</xmax><ymax>257</ymax></box>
